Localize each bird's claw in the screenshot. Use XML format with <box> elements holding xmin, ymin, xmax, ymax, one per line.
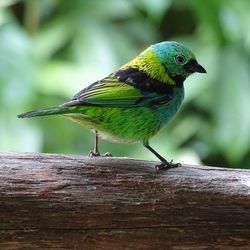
<box><xmin>155</xmin><ymin>160</ymin><xmax>182</xmax><ymax>170</ymax></box>
<box><xmin>88</xmin><ymin>151</ymin><xmax>112</xmax><ymax>157</ymax></box>
<box><xmin>104</xmin><ymin>152</ymin><xmax>113</xmax><ymax>157</ymax></box>
<box><xmin>88</xmin><ymin>151</ymin><xmax>100</xmax><ymax>157</ymax></box>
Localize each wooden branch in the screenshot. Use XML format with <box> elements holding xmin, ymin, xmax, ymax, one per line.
<box><xmin>0</xmin><ymin>152</ymin><xmax>250</xmax><ymax>249</ymax></box>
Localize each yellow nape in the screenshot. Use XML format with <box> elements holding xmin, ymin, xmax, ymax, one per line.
<box><xmin>123</xmin><ymin>47</ymin><xmax>175</xmax><ymax>85</ymax></box>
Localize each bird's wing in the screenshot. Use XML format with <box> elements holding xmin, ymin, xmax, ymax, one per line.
<box><xmin>62</xmin><ymin>69</ymin><xmax>174</xmax><ymax>108</ymax></box>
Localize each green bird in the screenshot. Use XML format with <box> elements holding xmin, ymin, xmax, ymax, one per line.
<box><xmin>18</xmin><ymin>41</ymin><xmax>206</xmax><ymax>169</ymax></box>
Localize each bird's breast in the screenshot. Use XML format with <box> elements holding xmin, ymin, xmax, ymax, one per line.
<box><xmin>155</xmin><ymin>86</ymin><xmax>184</xmax><ymax>126</ymax></box>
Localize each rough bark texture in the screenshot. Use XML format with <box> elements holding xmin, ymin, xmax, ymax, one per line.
<box><xmin>0</xmin><ymin>152</ymin><xmax>250</xmax><ymax>249</ymax></box>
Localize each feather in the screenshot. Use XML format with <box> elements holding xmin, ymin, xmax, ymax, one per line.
<box><xmin>61</xmin><ymin>68</ymin><xmax>174</xmax><ymax>108</ymax></box>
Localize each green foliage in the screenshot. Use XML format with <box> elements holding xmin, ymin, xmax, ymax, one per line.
<box><xmin>1</xmin><ymin>0</ymin><xmax>250</xmax><ymax>168</ymax></box>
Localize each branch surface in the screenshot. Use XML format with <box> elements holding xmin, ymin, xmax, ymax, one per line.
<box><xmin>0</xmin><ymin>152</ymin><xmax>250</xmax><ymax>249</ymax></box>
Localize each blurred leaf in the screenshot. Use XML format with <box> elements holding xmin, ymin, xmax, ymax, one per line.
<box><xmin>135</xmin><ymin>0</ymin><xmax>172</xmax><ymax>21</ymax></box>
<box><xmin>212</xmin><ymin>48</ymin><xmax>250</xmax><ymax>164</ymax></box>
<box><xmin>0</xmin><ymin>0</ymin><xmax>20</xmax><ymax>8</ymax></box>
<box><xmin>0</xmin><ymin>9</ymin><xmax>40</xmax><ymax>152</ymax></box>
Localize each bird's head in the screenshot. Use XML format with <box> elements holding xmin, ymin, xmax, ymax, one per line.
<box><xmin>151</xmin><ymin>41</ymin><xmax>206</xmax><ymax>83</ymax></box>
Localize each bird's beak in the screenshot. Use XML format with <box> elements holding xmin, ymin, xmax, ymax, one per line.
<box><xmin>184</xmin><ymin>59</ymin><xmax>207</xmax><ymax>73</ymax></box>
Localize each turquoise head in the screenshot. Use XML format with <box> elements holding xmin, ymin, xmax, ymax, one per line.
<box><xmin>151</xmin><ymin>41</ymin><xmax>206</xmax><ymax>80</ymax></box>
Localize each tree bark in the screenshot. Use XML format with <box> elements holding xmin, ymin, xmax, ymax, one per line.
<box><xmin>0</xmin><ymin>152</ymin><xmax>250</xmax><ymax>249</ymax></box>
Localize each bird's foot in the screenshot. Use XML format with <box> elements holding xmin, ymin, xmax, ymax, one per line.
<box><xmin>155</xmin><ymin>160</ymin><xmax>182</xmax><ymax>170</ymax></box>
<box><xmin>104</xmin><ymin>152</ymin><xmax>113</xmax><ymax>157</ymax></box>
<box><xmin>88</xmin><ymin>151</ymin><xmax>100</xmax><ymax>157</ymax></box>
<box><xmin>88</xmin><ymin>151</ymin><xmax>112</xmax><ymax>157</ymax></box>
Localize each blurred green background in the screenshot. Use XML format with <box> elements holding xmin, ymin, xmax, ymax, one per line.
<box><xmin>1</xmin><ymin>0</ymin><xmax>250</xmax><ymax>168</ymax></box>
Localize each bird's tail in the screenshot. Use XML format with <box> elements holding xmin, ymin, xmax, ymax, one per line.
<box><xmin>17</xmin><ymin>106</ymin><xmax>70</xmax><ymax>119</ymax></box>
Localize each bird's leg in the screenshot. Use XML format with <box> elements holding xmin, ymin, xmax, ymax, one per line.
<box><xmin>88</xmin><ymin>131</ymin><xmax>112</xmax><ymax>157</ymax></box>
<box><xmin>88</xmin><ymin>131</ymin><xmax>100</xmax><ymax>157</ymax></box>
<box><xmin>143</xmin><ymin>140</ymin><xmax>181</xmax><ymax>170</ymax></box>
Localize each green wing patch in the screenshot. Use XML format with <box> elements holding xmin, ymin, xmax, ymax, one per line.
<box><xmin>62</xmin><ymin>72</ymin><xmax>173</xmax><ymax>108</ymax></box>
<box><xmin>81</xmin><ymin>80</ymin><xmax>144</xmax><ymax>106</ymax></box>
<box><xmin>62</xmin><ymin>76</ymin><xmax>147</xmax><ymax>107</ymax></box>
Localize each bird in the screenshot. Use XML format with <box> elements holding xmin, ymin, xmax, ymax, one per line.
<box><xmin>18</xmin><ymin>41</ymin><xmax>206</xmax><ymax>170</ymax></box>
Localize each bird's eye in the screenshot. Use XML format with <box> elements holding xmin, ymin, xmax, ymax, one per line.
<box><xmin>175</xmin><ymin>55</ymin><xmax>186</xmax><ymax>64</ymax></box>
